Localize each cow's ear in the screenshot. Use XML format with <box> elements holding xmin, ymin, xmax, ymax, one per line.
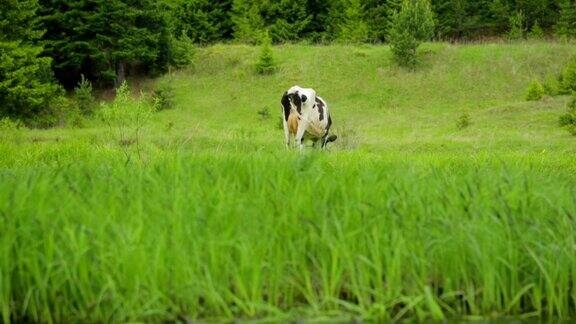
<box><xmin>301</xmin><ymin>94</ymin><xmax>307</xmax><ymax>103</ymax></box>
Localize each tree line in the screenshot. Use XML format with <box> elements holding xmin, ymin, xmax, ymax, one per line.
<box><xmin>1</xmin><ymin>0</ymin><xmax>576</xmax><ymax>123</ymax></box>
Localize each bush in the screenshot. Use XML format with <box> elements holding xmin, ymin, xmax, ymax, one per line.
<box><xmin>74</xmin><ymin>75</ymin><xmax>95</xmax><ymax>114</ymax></box>
<box><xmin>0</xmin><ymin>116</ymin><xmax>24</xmax><ymax>130</ymax></box>
<box><xmin>456</xmin><ymin>112</ymin><xmax>471</xmax><ymax>130</ymax></box>
<box><xmin>556</xmin><ymin>0</ymin><xmax>576</xmax><ymax>39</ymax></box>
<box><xmin>559</xmin><ymin>95</ymin><xmax>576</xmax><ymax>135</ymax></box>
<box><xmin>169</xmin><ymin>33</ymin><xmax>195</xmax><ymax>69</ymax></box>
<box><xmin>152</xmin><ymin>81</ymin><xmax>175</xmax><ymax>111</ymax></box>
<box><xmin>528</xmin><ymin>21</ymin><xmax>545</xmax><ymax>39</ymax></box>
<box><xmin>255</xmin><ymin>33</ymin><xmax>276</xmax><ymax>75</ymax></box>
<box><xmin>525</xmin><ymin>80</ymin><xmax>545</xmax><ymax>101</ymax></box>
<box><xmin>231</xmin><ymin>0</ymin><xmax>266</xmax><ymax>44</ymax></box>
<box><xmin>0</xmin><ymin>117</ymin><xmax>25</xmax><ymax>141</ymax></box>
<box><xmin>257</xmin><ymin>107</ymin><xmax>270</xmax><ymax>120</ymax></box>
<box><xmin>507</xmin><ymin>11</ymin><xmax>525</xmax><ymax>41</ymax></box>
<box><xmin>559</xmin><ymin>57</ymin><xmax>576</xmax><ymax>94</ymax></box>
<box><xmin>388</xmin><ymin>0</ymin><xmax>435</xmax><ymax>69</ymax></box>
<box><xmin>543</xmin><ymin>75</ymin><xmax>561</xmax><ymax>96</ymax></box>
<box><xmin>98</xmin><ymin>81</ymin><xmax>156</xmax><ymax>149</ymax></box>
<box><xmin>336</xmin><ymin>0</ymin><xmax>369</xmax><ymax>43</ymax></box>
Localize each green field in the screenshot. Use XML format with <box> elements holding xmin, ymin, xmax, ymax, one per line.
<box><xmin>2</xmin><ymin>42</ymin><xmax>576</xmax><ymax>323</ymax></box>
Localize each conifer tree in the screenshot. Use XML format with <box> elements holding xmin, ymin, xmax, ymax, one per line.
<box><xmin>556</xmin><ymin>0</ymin><xmax>576</xmax><ymax>39</ymax></box>
<box><xmin>0</xmin><ymin>0</ymin><xmax>60</xmax><ymax>119</ymax></box>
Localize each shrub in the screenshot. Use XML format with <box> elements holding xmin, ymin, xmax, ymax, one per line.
<box><xmin>98</xmin><ymin>81</ymin><xmax>156</xmax><ymax>153</ymax></box>
<box><xmin>257</xmin><ymin>107</ymin><xmax>270</xmax><ymax>120</ymax></box>
<box><xmin>231</xmin><ymin>0</ymin><xmax>266</xmax><ymax>44</ymax></box>
<box><xmin>556</xmin><ymin>0</ymin><xmax>576</xmax><ymax>39</ymax></box>
<box><xmin>559</xmin><ymin>57</ymin><xmax>576</xmax><ymax>94</ymax></box>
<box><xmin>456</xmin><ymin>112</ymin><xmax>471</xmax><ymax>130</ymax></box>
<box><xmin>507</xmin><ymin>11</ymin><xmax>525</xmax><ymax>41</ymax></box>
<box><xmin>528</xmin><ymin>21</ymin><xmax>544</xmax><ymax>39</ymax></box>
<box><xmin>336</xmin><ymin>0</ymin><xmax>369</xmax><ymax>43</ymax></box>
<box><xmin>0</xmin><ymin>116</ymin><xmax>24</xmax><ymax>130</ymax></box>
<box><xmin>0</xmin><ymin>117</ymin><xmax>25</xmax><ymax>141</ymax></box>
<box><xmin>74</xmin><ymin>75</ymin><xmax>95</xmax><ymax>114</ymax></box>
<box><xmin>152</xmin><ymin>81</ymin><xmax>175</xmax><ymax>111</ymax></box>
<box><xmin>525</xmin><ymin>80</ymin><xmax>545</xmax><ymax>101</ymax></box>
<box><xmin>559</xmin><ymin>94</ymin><xmax>576</xmax><ymax>135</ymax></box>
<box><xmin>169</xmin><ymin>33</ymin><xmax>195</xmax><ymax>69</ymax></box>
<box><xmin>255</xmin><ymin>33</ymin><xmax>276</xmax><ymax>75</ymax></box>
<box><xmin>543</xmin><ymin>75</ymin><xmax>561</xmax><ymax>96</ymax></box>
<box><xmin>388</xmin><ymin>0</ymin><xmax>435</xmax><ymax>69</ymax></box>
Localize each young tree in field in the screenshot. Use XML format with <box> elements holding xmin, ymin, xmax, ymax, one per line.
<box><xmin>255</xmin><ymin>32</ymin><xmax>277</xmax><ymax>74</ymax></box>
<box><xmin>0</xmin><ymin>0</ymin><xmax>60</xmax><ymax>120</ymax></box>
<box><xmin>556</xmin><ymin>0</ymin><xmax>576</xmax><ymax>39</ymax></box>
<box><xmin>388</xmin><ymin>0</ymin><xmax>435</xmax><ymax>68</ymax></box>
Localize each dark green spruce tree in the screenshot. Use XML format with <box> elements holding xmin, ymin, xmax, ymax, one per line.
<box><xmin>557</xmin><ymin>0</ymin><xmax>576</xmax><ymax>39</ymax></box>
<box><xmin>173</xmin><ymin>0</ymin><xmax>233</xmax><ymax>44</ymax></box>
<box><xmin>0</xmin><ymin>0</ymin><xmax>60</xmax><ymax>120</ymax></box>
<box><xmin>39</xmin><ymin>0</ymin><xmax>173</xmax><ymax>87</ymax></box>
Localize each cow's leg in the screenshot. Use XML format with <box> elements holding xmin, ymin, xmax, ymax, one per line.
<box><xmin>283</xmin><ymin>118</ymin><xmax>290</xmax><ymax>148</ymax></box>
<box><xmin>295</xmin><ymin>121</ymin><xmax>308</xmax><ymax>150</ymax></box>
<box><xmin>321</xmin><ymin>133</ymin><xmax>328</xmax><ymax>148</ymax></box>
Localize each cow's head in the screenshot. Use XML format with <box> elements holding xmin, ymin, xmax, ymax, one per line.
<box><xmin>287</xmin><ymin>90</ymin><xmax>307</xmax><ymax>113</ymax></box>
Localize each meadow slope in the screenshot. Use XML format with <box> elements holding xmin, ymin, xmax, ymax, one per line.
<box><xmin>1</xmin><ymin>42</ymin><xmax>576</xmax><ymax>323</ymax></box>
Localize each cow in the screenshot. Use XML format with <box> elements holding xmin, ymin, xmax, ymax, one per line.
<box><xmin>280</xmin><ymin>85</ymin><xmax>337</xmax><ymax>149</ymax></box>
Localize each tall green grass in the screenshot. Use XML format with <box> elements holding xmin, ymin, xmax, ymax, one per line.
<box><xmin>1</xmin><ymin>147</ymin><xmax>575</xmax><ymax>322</ymax></box>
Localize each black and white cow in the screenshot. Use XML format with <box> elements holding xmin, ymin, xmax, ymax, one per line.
<box><xmin>280</xmin><ymin>85</ymin><xmax>337</xmax><ymax>149</ymax></box>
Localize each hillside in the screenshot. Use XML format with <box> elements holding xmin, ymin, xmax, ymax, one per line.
<box><xmin>152</xmin><ymin>41</ymin><xmax>576</xmax><ymax>154</ymax></box>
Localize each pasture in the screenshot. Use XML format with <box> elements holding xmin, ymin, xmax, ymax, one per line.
<box><xmin>1</xmin><ymin>42</ymin><xmax>576</xmax><ymax>322</ymax></box>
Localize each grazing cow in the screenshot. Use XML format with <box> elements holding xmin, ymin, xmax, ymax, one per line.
<box><xmin>280</xmin><ymin>85</ymin><xmax>337</xmax><ymax>149</ymax></box>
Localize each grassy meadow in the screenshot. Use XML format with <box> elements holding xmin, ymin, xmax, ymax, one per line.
<box><xmin>2</xmin><ymin>41</ymin><xmax>576</xmax><ymax>322</ymax></box>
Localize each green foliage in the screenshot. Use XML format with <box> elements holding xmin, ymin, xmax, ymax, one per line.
<box><xmin>0</xmin><ymin>0</ymin><xmax>62</xmax><ymax>122</ymax></box>
<box><xmin>556</xmin><ymin>0</ymin><xmax>576</xmax><ymax>39</ymax></box>
<box><xmin>152</xmin><ymin>81</ymin><xmax>175</xmax><ymax>111</ymax></box>
<box><xmin>456</xmin><ymin>111</ymin><xmax>471</xmax><ymax>129</ymax></box>
<box><xmin>528</xmin><ymin>21</ymin><xmax>545</xmax><ymax>39</ymax></box>
<box><xmin>168</xmin><ymin>32</ymin><xmax>195</xmax><ymax>68</ymax></box>
<box><xmin>525</xmin><ymin>79</ymin><xmax>545</xmax><ymax>101</ymax></box>
<box><xmin>39</xmin><ymin>0</ymin><xmax>174</xmax><ymax>87</ymax></box>
<box><xmin>74</xmin><ymin>75</ymin><xmax>95</xmax><ymax>114</ymax></box>
<box><xmin>507</xmin><ymin>11</ymin><xmax>525</xmax><ymax>40</ymax></box>
<box><xmin>559</xmin><ymin>94</ymin><xmax>576</xmax><ymax>135</ymax></box>
<box><xmin>335</xmin><ymin>0</ymin><xmax>369</xmax><ymax>43</ymax></box>
<box><xmin>265</xmin><ymin>0</ymin><xmax>312</xmax><ymax>42</ymax></box>
<box><xmin>559</xmin><ymin>57</ymin><xmax>576</xmax><ymax>94</ymax></box>
<box><xmin>363</xmin><ymin>0</ymin><xmax>400</xmax><ymax>42</ymax></box>
<box><xmin>388</xmin><ymin>0</ymin><xmax>435</xmax><ymax>68</ymax></box>
<box><xmin>255</xmin><ymin>33</ymin><xmax>276</xmax><ymax>75</ymax></box>
<box><xmin>257</xmin><ymin>107</ymin><xmax>271</xmax><ymax>120</ymax></box>
<box><xmin>98</xmin><ymin>81</ymin><xmax>156</xmax><ymax>149</ymax></box>
<box><xmin>174</xmin><ymin>0</ymin><xmax>233</xmax><ymax>44</ymax></box>
<box><xmin>231</xmin><ymin>0</ymin><xmax>266</xmax><ymax>44</ymax></box>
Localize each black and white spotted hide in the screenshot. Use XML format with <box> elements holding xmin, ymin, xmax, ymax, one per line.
<box><xmin>280</xmin><ymin>85</ymin><xmax>337</xmax><ymax>149</ymax></box>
